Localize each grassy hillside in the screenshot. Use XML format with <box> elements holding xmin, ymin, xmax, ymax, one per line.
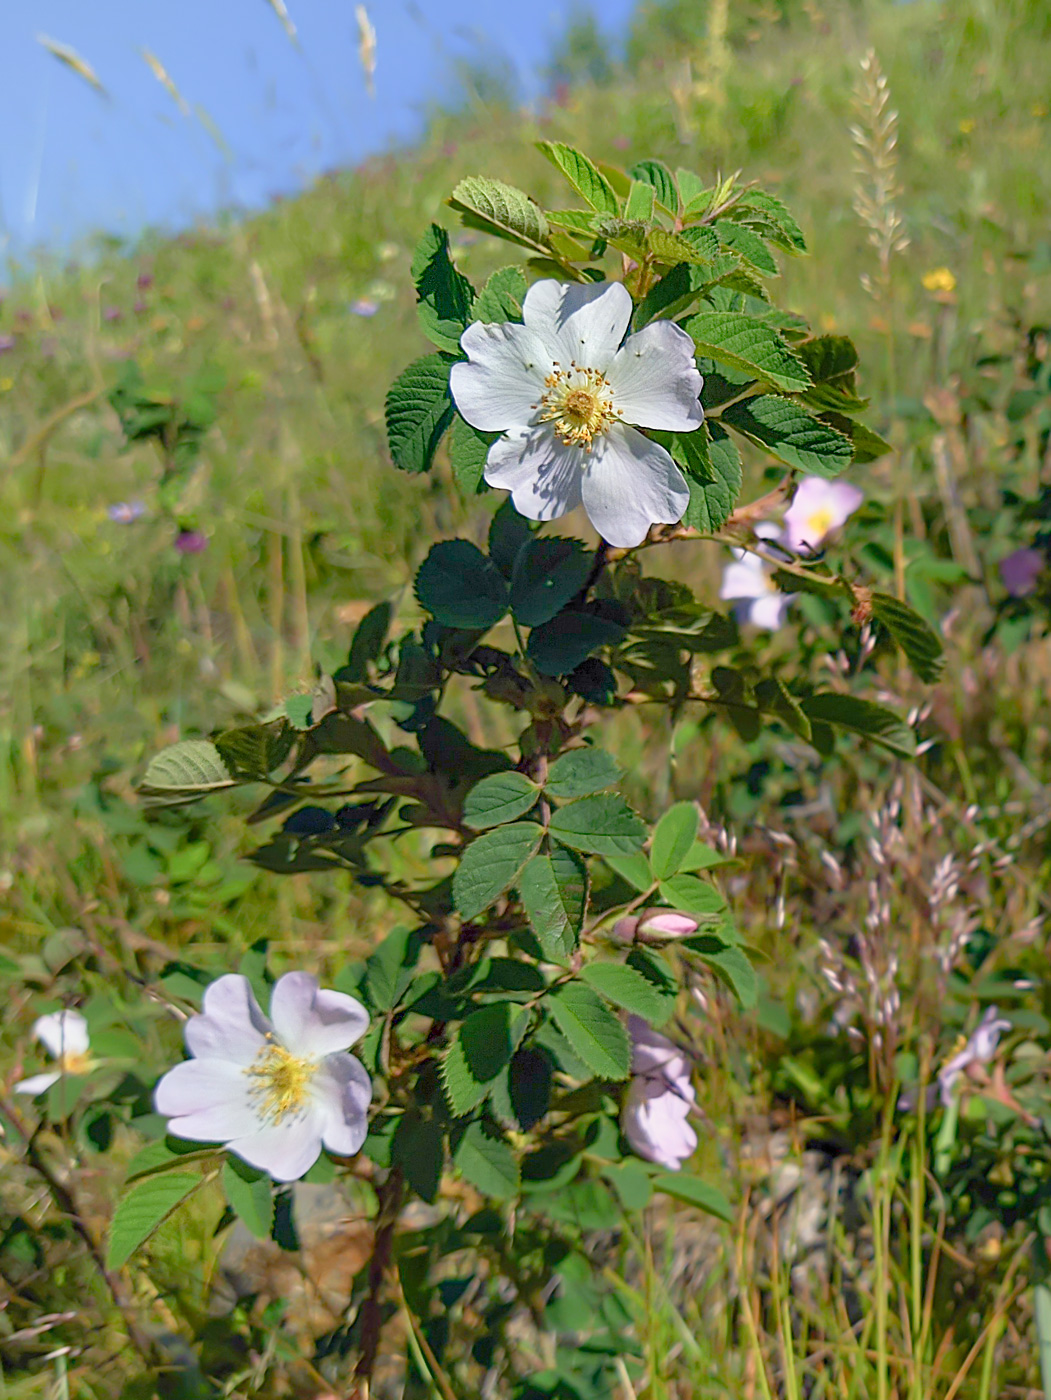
<box><xmin>4</xmin><ymin>0</ymin><xmax>1051</xmax><ymax>1393</ymax></box>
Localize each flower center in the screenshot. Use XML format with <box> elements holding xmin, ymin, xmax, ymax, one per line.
<box><xmin>245</xmin><ymin>1041</ymin><xmax>317</xmax><ymax>1123</ymax></box>
<box><xmin>536</xmin><ymin>362</ymin><xmax>621</xmax><ymax>450</ymax></box>
<box><xmin>57</xmin><ymin>1050</ymin><xmax>94</xmax><ymax>1075</ymax></box>
<box><xmin>804</xmin><ymin>507</ymin><xmax>835</xmax><ymax>542</ymax></box>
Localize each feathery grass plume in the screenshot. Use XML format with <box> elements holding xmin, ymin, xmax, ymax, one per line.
<box><xmin>850</xmin><ymin>48</ymin><xmax>909</xmax><ymax>300</ymax></box>
<box><xmin>265</xmin><ymin>0</ymin><xmax>297</xmax><ymax>44</ymax></box>
<box><xmin>356</xmin><ymin>6</ymin><xmax>377</xmax><ymax>98</ymax></box>
<box><xmin>36</xmin><ymin>35</ymin><xmax>107</xmax><ymax>97</ymax></box>
<box><xmin>141</xmin><ymin>49</ymin><xmax>190</xmax><ymax>117</ymax></box>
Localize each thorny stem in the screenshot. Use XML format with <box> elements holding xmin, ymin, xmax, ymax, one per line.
<box><xmin>0</xmin><ymin>1091</ymin><xmax>156</xmax><ymax>1362</ymax></box>
<box><xmin>352</xmin><ymin>1166</ymin><xmax>406</xmax><ymax>1393</ymax></box>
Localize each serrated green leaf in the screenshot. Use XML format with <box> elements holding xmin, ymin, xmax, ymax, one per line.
<box><xmin>106</xmin><ymin>1172</ymin><xmax>201</xmax><ymax>1268</ymax></box>
<box><xmin>473</xmin><ymin>265</ymin><xmax>527</xmax><ymax>323</ymax></box>
<box><xmin>450</xmin><ymin>175</ymin><xmax>551</xmax><ymax>253</ymax></box>
<box><xmin>732</xmin><ymin>190</ymin><xmax>806</xmax><ymax>251</ymax></box>
<box><xmin>385</xmin><ymin>353</ymin><xmax>455</xmax><ymax>474</ymax></box>
<box><xmin>658</xmin><ymin>873</ymin><xmax>725</xmax><ymax>917</ymax></box>
<box><xmin>222</xmin><ymin>1158</ymin><xmax>273</xmax><ymax>1240</ymax></box>
<box><xmin>722</xmin><ymin>395</ymin><xmax>853</xmax><ymax>477</ymax></box>
<box><xmin>283</xmin><ymin>694</ymin><xmax>314</xmax><ymax>730</ymax></box>
<box><xmin>510</xmin><ymin>538</ymin><xmax>592</xmax><ymax>628</ymax></box>
<box><xmin>648</xmin><ymin>228</ymin><xmax>716</xmax><ymax>267</ymax></box>
<box><xmin>546</xmin><ymin>983</ymin><xmax>631</xmax><ymax>1080</ymax></box>
<box><xmin>870</xmin><ymin>593</ymin><xmax>945</xmax><ymax>682</ymax></box>
<box><xmin>537</xmin><ymin>140</ymin><xmax>618</xmax><ymax>215</ymax></box>
<box><xmin>448</xmin><ymin>416</ymin><xmax>495</xmax><ymax>496</ymax></box>
<box><xmin>623</xmin><ymin>179</ymin><xmax>656</xmax><ymax>223</ymax></box>
<box><xmin>544</xmin><ymin>748</ymin><xmax>622</xmax><ymax>800</ymax></box>
<box><xmin>443</xmin><ymin>1003</ymin><xmax>528</xmax><ymax>1116</ymax></box>
<box><xmin>548</xmin><ymin>794</ymin><xmax>647</xmax><ymax>857</ymax></box>
<box><xmin>453</xmin><ymin>1121</ymin><xmax>520</xmax><ymax>1199</ymax></box>
<box><xmin>392</xmin><ymin>1111</ymin><xmax>444</xmax><ymax>1203</ymax></box>
<box><xmin>755</xmin><ymin>676</ymin><xmax>812</xmax><ymax>741</ymax></box>
<box><xmin>528</xmin><ymin>610</ymin><xmax>625</xmax><ymax>676</ymax></box>
<box><xmin>801</xmin><ymin>692</ymin><xmax>917</xmax><ymax>757</ymax></box>
<box><xmin>462</xmin><ymin>771</ymin><xmax>540</xmax><ymax>829</ymax></box>
<box><xmin>579</xmin><ymin>961</ymin><xmax>671</xmax><ymax>1022</ymax></box>
<box><xmin>140</xmin><ymin>740</ymin><xmax>235</xmax><ymax>807</ymax></box>
<box><xmin>697</xmin><ymin>944</ymin><xmax>757</xmax><ymax>1008</ymax></box>
<box><xmin>414</xmin><ymin>539</ymin><xmax>508</xmax><ymax>629</ymax></box>
<box><xmin>685</xmin><ymin>313</ymin><xmax>811</xmax><ymax>393</ymax></box>
<box><xmin>519</xmin><ymin>846</ymin><xmax>587</xmax><ymax>963</ymax></box>
<box><xmin>625</xmin><ymin>947</ymin><xmax>678</xmax><ymax>1021</ymax></box>
<box><xmin>342</xmin><ymin>601</ymin><xmax>393</xmax><ymax>683</ymax></box>
<box><xmin>453</xmin><ymin>822</ymin><xmax>543</xmax><ymax>920</ymax></box>
<box><xmin>628</xmin><ymin>158</ymin><xmax>677</xmax><ymax>211</ymax></box>
<box><xmin>411</xmin><ymin>223</ymin><xmax>475</xmax><ymax>353</ymax></box>
<box><xmin>215</xmin><ymin>721</ymin><xmax>293</xmax><ymax>782</ymax></box>
<box><xmin>678</xmin><ymin>423</ymin><xmax>743</xmax><ymax>533</ymax></box>
<box><xmin>651</xmin><ymin>1172</ymin><xmax>733</xmax><ymax>1220</ymax></box>
<box><xmin>604</xmin><ymin>851</ymin><xmax>653</xmax><ymax>892</ymax></box>
<box><xmin>650</xmin><ymin>802</ymin><xmax>700</xmax><ymax>880</ymax></box>
<box><xmin>714</xmin><ymin>220</ymin><xmax>779</xmax><ymax>276</ymax></box>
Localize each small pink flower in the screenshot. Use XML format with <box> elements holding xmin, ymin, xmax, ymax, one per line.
<box><xmin>999</xmin><ymin>547</ymin><xmax>1044</xmax><ymax>598</ymax></box>
<box><xmin>175</xmin><ymin>530</ymin><xmax>208</xmax><ymax>555</ymax></box>
<box><xmin>782</xmin><ymin>477</ymin><xmax>863</xmax><ymax>554</ymax></box>
<box><xmin>350</xmin><ymin>298</ymin><xmax>379</xmax><ymax>318</ymax></box>
<box><xmin>938</xmin><ymin>1006</ymin><xmax>1010</xmax><ymax>1107</ymax></box>
<box><xmin>621</xmin><ymin>1016</ymin><xmax>697</xmax><ymax>1171</ymax></box>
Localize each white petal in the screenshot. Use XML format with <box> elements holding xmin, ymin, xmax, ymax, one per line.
<box><xmin>622</xmin><ymin>1079</ymin><xmax>697</xmax><ymax>1171</ymax></box>
<box><xmin>33</xmin><ymin>1010</ymin><xmax>89</xmax><ymax>1060</ymax></box>
<box><xmin>606</xmin><ymin>321</ymin><xmax>704</xmax><ymax>431</ymax></box>
<box><xmin>314</xmin><ymin>1054</ymin><xmax>372</xmax><ymax>1157</ymax></box>
<box><xmin>580</xmin><ymin>424</ymin><xmax>689</xmax><ymax>547</ymax></box>
<box><xmin>14</xmin><ymin>1071</ymin><xmax>61</xmax><ymax>1096</ymax></box>
<box><xmin>227</xmin><ymin>1116</ymin><xmax>326</xmax><ymax>1182</ymax></box>
<box><xmin>154</xmin><ymin>1059</ymin><xmax>263</xmax><ymax>1139</ymax></box>
<box><xmin>522</xmin><ymin>279</ymin><xmax>632</xmax><ymax>372</ymax></box>
<box><xmin>484</xmin><ymin>425</ymin><xmax>584</xmax><ymax>522</ymax></box>
<box><xmin>269</xmin><ymin>973</ymin><xmax>369</xmax><ymax>1057</ymax></box>
<box><xmin>720</xmin><ymin>557</ymin><xmax>772</xmax><ymax>602</ymax></box>
<box><xmin>747</xmin><ymin>593</ymin><xmax>792</xmax><ymax>630</ymax></box>
<box><xmin>185</xmin><ymin>975</ymin><xmax>270</xmax><ymax>1065</ymax></box>
<box><xmin>450</xmin><ymin>321</ymin><xmax>551</xmax><ymax>431</ymax></box>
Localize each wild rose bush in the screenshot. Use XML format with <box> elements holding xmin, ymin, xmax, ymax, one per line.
<box><xmin>6</xmin><ymin>141</ymin><xmax>944</xmax><ymax>1393</ymax></box>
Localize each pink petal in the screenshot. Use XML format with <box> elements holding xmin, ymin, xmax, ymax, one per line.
<box><xmin>314</xmin><ymin>1054</ymin><xmax>372</xmax><ymax>1157</ymax></box>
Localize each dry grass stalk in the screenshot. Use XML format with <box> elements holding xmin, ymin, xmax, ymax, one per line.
<box><xmin>851</xmin><ymin>48</ymin><xmax>909</xmax><ymax>299</ymax></box>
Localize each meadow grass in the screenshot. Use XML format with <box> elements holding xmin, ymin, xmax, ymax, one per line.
<box><xmin>4</xmin><ymin>0</ymin><xmax>1051</xmax><ymax>1394</ymax></box>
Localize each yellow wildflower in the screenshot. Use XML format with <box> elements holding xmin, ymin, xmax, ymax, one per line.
<box><xmin>922</xmin><ymin>267</ymin><xmax>956</xmax><ymax>294</ymax></box>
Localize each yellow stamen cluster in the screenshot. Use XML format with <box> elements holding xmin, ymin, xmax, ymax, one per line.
<box><xmin>58</xmin><ymin>1050</ymin><xmax>95</xmax><ymax>1075</ymax></box>
<box><xmin>245</xmin><ymin>1039</ymin><xmax>317</xmax><ymax>1123</ymax></box>
<box><xmin>804</xmin><ymin>507</ymin><xmax>836</xmax><ymax>542</ymax></box>
<box><xmin>535</xmin><ymin>361</ymin><xmax>621</xmax><ymax>450</ymax></box>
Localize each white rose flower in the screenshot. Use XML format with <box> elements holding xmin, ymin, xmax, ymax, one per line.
<box><xmin>154</xmin><ymin>972</ymin><xmax>372</xmax><ymax>1183</ymax></box>
<box><xmin>719</xmin><ymin>525</ymin><xmax>795</xmax><ymax>630</ymax></box>
<box><xmin>621</xmin><ymin>1015</ymin><xmax>698</xmax><ymax>1172</ymax></box>
<box><xmin>15</xmin><ymin>1010</ymin><xmax>94</xmax><ymax>1096</ymax></box>
<box><xmin>449</xmin><ymin>279</ymin><xmax>703</xmax><ymax>548</ymax></box>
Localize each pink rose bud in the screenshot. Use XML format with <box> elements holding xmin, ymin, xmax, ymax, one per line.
<box><xmin>611</xmin><ymin>916</ymin><xmax>639</xmax><ymax>944</ymax></box>
<box><xmin>637</xmin><ymin>911</ymin><xmax>699</xmax><ymax>943</ymax></box>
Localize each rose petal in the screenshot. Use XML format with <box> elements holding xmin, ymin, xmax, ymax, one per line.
<box><xmin>484</xmin><ymin>424</ymin><xmax>584</xmax><ymax>522</ymax></box>
<box><xmin>522</xmin><ymin>279</ymin><xmax>632</xmax><ymax>372</ymax></box>
<box><xmin>269</xmin><ymin>973</ymin><xmax>370</xmax><ymax>1057</ymax></box>
<box><xmin>580</xmin><ymin>423</ymin><xmax>689</xmax><ymax>547</ymax></box>
<box><xmin>745</xmin><ymin>593</ymin><xmax>792</xmax><ymax>630</ymax></box>
<box><xmin>314</xmin><ymin>1054</ymin><xmax>372</xmax><ymax>1157</ymax></box>
<box><xmin>622</xmin><ymin>1079</ymin><xmax>697</xmax><ymax>1170</ymax></box>
<box><xmin>33</xmin><ymin>1010</ymin><xmax>89</xmax><ymax>1060</ymax></box>
<box><xmin>450</xmin><ymin>321</ymin><xmax>551</xmax><ymax>431</ymax></box>
<box><xmin>185</xmin><ymin>975</ymin><xmax>270</xmax><ymax>1065</ymax></box>
<box><xmin>154</xmin><ymin>1059</ymin><xmax>264</xmax><ymax>1139</ymax></box>
<box><xmin>14</xmin><ymin>1071</ymin><xmax>61</xmax><ymax>1096</ymax></box>
<box><xmin>606</xmin><ymin>320</ymin><xmax>704</xmax><ymax>431</ymax></box>
<box><xmin>782</xmin><ymin>476</ymin><xmax>863</xmax><ymax>553</ymax></box>
<box><xmin>226</xmin><ymin>1115</ymin><xmax>326</xmax><ymax>1182</ymax></box>
<box><xmin>720</xmin><ymin>555</ymin><xmax>772</xmax><ymax>602</ymax></box>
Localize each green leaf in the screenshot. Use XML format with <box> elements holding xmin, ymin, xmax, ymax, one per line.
<box><xmin>453</xmin><ymin>822</ymin><xmax>543</xmax><ymax>920</ymax></box>
<box><xmin>580</xmin><ymin>961</ymin><xmax>671</xmax><ymax>1022</ymax></box>
<box><xmin>473</xmin><ymin>265</ymin><xmax>527</xmax><ymax>323</ymax></box>
<box><xmin>649</xmin><ymin>802</ymin><xmax>700</xmax><ymax>880</ymax></box>
<box><xmin>623</xmin><ymin>179</ymin><xmax>656</xmax><ymax>223</ymax></box>
<box><xmin>215</xmin><ymin>721</ymin><xmax>293</xmax><ymax>782</ymax></box>
<box><xmin>755</xmin><ymin>676</ymin><xmax>812</xmax><ymax>741</ymax></box>
<box><xmin>628</xmin><ymin>158</ymin><xmax>677</xmax><ymax>211</ymax></box>
<box><xmin>801</xmin><ymin>693</ymin><xmax>917</xmax><ymax>758</ymax></box>
<box><xmin>519</xmin><ymin>846</ymin><xmax>588</xmax><ymax>963</ymax></box>
<box><xmin>510</xmin><ymin>538</ymin><xmax>592</xmax><ymax>628</ymax></box>
<box><xmin>870</xmin><ymin>592</ymin><xmax>945</xmax><ymax>683</ymax></box>
<box><xmin>605</xmin><ymin>1159</ymin><xmax>654</xmax><ymax>1210</ymax></box>
<box><xmin>625</xmin><ymin>947</ymin><xmax>678</xmax><ymax>1020</ymax></box>
<box><xmin>140</xmin><ymin>740</ymin><xmax>235</xmax><ymax>807</ymax></box>
<box><xmin>454</xmin><ymin>1121</ymin><xmax>520</xmax><ymax>1199</ymax></box>
<box><xmin>722</xmin><ymin>396</ymin><xmax>853</xmax><ymax>477</ymax></box>
<box><xmin>411</xmin><ymin>223</ymin><xmax>475</xmax><ymax>354</ymax></box>
<box><xmin>604</xmin><ymin>851</ymin><xmax>653</xmax><ymax>892</ymax></box>
<box><xmin>657</xmin><ymin>874</ymin><xmax>725</xmax><ymax>917</ymax></box>
<box><xmin>546</xmin><ymin>983</ymin><xmax>631</xmax><ymax>1080</ymax></box>
<box><xmin>651</xmin><ymin>1172</ymin><xmax>733</xmax><ymax>1221</ymax></box>
<box><xmin>342</xmin><ymin>601</ymin><xmax>393</xmax><ymax>683</ymax></box>
<box><xmin>507</xmin><ymin>1047</ymin><xmax>553</xmax><ymax>1130</ymax></box>
<box><xmin>283</xmin><ymin>694</ymin><xmax>314</xmax><ymax>730</ymax></box>
<box><xmin>537</xmin><ymin>141</ymin><xmax>618</xmax><ymax>215</ymax></box>
<box><xmin>365</xmin><ymin>926</ymin><xmax>424</xmax><ymax>1012</ymax></box>
<box><xmin>385</xmin><ymin>353</ymin><xmax>455</xmax><ymax>474</ymax></box>
<box><xmin>448</xmin><ymin>416</ymin><xmax>495</xmax><ymax>496</ymax></box>
<box><xmin>106</xmin><ymin>1172</ymin><xmax>201</xmax><ymax>1268</ymax></box>
<box><xmin>392</xmin><ymin>1112</ymin><xmax>444</xmax><ymax>1203</ymax></box>
<box><xmin>678</xmin><ymin>423</ymin><xmax>743</xmax><ymax>533</ymax></box>
<box><xmin>528</xmin><ymin>610</ymin><xmax>625</xmax><ymax>676</ymax></box>
<box><xmin>488</xmin><ymin>498</ymin><xmax>533</xmax><ymax>575</ymax></box>
<box><xmin>697</xmin><ymin>944</ymin><xmax>757</xmax><ymax>1008</ymax></box>
<box><xmin>462</xmin><ymin>771</ymin><xmax>540</xmax><ymax>829</ymax></box>
<box><xmin>544</xmin><ymin>748</ymin><xmax>621</xmax><ymax>800</ymax></box>
<box><xmin>549</xmin><ymin>794</ymin><xmax>647</xmax><ymax>858</ymax></box>
<box><xmin>450</xmin><ymin>175</ymin><xmax>551</xmax><ymax>253</ymax></box>
<box><xmin>685</xmin><ymin>313</ymin><xmax>811</xmax><ymax>393</ymax></box>
<box><xmin>443</xmin><ymin>1003</ymin><xmax>527</xmax><ymax>1116</ymax></box>
<box><xmin>647</xmin><ymin>228</ymin><xmax>716</xmax><ymax>267</ymax></box>
<box><xmin>731</xmin><ymin>190</ymin><xmax>806</xmax><ymax>252</ymax></box>
<box><xmin>414</xmin><ymin>539</ymin><xmax>508</xmax><ymax>629</ymax></box>
<box><xmin>222</xmin><ymin>1158</ymin><xmax>273</xmax><ymax>1240</ymax></box>
<box><xmin>714</xmin><ymin>220</ymin><xmax>778</xmax><ymax>276</ymax></box>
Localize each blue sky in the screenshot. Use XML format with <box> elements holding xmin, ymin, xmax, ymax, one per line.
<box><xmin>0</xmin><ymin>0</ymin><xmax>637</xmax><ymax>255</ymax></box>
